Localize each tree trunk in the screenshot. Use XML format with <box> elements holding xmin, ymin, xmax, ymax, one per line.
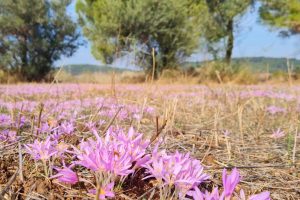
<box><xmin>225</xmin><ymin>19</ymin><xmax>234</xmax><ymax>65</ymax></box>
<box><xmin>19</xmin><ymin>35</ymin><xmax>28</xmax><ymax>80</ymax></box>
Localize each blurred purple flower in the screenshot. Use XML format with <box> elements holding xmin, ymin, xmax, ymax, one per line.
<box><xmin>24</xmin><ymin>137</ymin><xmax>57</xmax><ymax>160</ymax></box>
<box><xmin>0</xmin><ymin>114</ymin><xmax>11</xmax><ymax>126</ymax></box>
<box><xmin>59</xmin><ymin>121</ymin><xmax>74</xmax><ymax>135</ymax></box>
<box><xmin>223</xmin><ymin>130</ymin><xmax>230</xmax><ymax>137</ymax></box>
<box><xmin>85</xmin><ymin>121</ymin><xmax>96</xmax><ymax>131</ymax></box>
<box><xmin>221</xmin><ymin>168</ymin><xmax>240</xmax><ymax>198</ymax></box>
<box><xmin>51</xmin><ymin>164</ymin><xmax>78</xmax><ymax>185</ymax></box>
<box><xmin>187</xmin><ymin>186</ymin><xmax>204</xmax><ymax>200</ymax></box>
<box><xmin>98</xmin><ymin>119</ymin><xmax>106</xmax><ymax>126</ymax></box>
<box><xmin>54</xmin><ymin>141</ymin><xmax>69</xmax><ymax>157</ymax></box>
<box><xmin>249</xmin><ymin>191</ymin><xmax>271</xmax><ymax>200</ymax></box>
<box><xmin>270</xmin><ymin>128</ymin><xmax>285</xmax><ymax>139</ymax></box>
<box><xmin>0</xmin><ymin>130</ymin><xmax>18</xmax><ymax>142</ymax></box>
<box><xmin>204</xmin><ymin>187</ymin><xmax>221</xmax><ymax>200</ymax></box>
<box><xmin>89</xmin><ymin>182</ymin><xmax>115</xmax><ymax>200</ymax></box>
<box><xmin>266</xmin><ymin>106</ymin><xmax>286</xmax><ymax>115</ymax></box>
<box><xmin>36</xmin><ymin>122</ymin><xmax>52</xmax><ymax>134</ymax></box>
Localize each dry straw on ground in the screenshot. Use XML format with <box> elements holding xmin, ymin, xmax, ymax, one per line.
<box><xmin>0</xmin><ymin>82</ymin><xmax>299</xmax><ymax>199</ymax></box>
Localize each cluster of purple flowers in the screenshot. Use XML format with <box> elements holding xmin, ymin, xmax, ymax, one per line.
<box><xmin>24</xmin><ymin>137</ymin><xmax>58</xmax><ymax>160</ymax></box>
<box><xmin>0</xmin><ymin>130</ymin><xmax>18</xmax><ymax>142</ymax></box>
<box><xmin>189</xmin><ymin>168</ymin><xmax>270</xmax><ymax>200</ymax></box>
<box><xmin>143</xmin><ymin>144</ymin><xmax>210</xmax><ymax>196</ymax></box>
<box><xmin>23</xmin><ymin>126</ymin><xmax>271</xmax><ymax>199</ymax></box>
<box><xmin>75</xmin><ymin>127</ymin><xmax>150</xmax><ymax>176</ymax></box>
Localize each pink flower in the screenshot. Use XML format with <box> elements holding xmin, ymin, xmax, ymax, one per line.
<box><xmin>266</xmin><ymin>106</ymin><xmax>286</xmax><ymax>115</ymax></box>
<box><xmin>24</xmin><ymin>137</ymin><xmax>57</xmax><ymax>160</ymax></box>
<box><xmin>189</xmin><ymin>187</ymin><xmax>220</xmax><ymax>200</ymax></box>
<box><xmin>76</xmin><ymin>138</ymin><xmax>133</xmax><ymax>176</ymax></box>
<box><xmin>270</xmin><ymin>128</ymin><xmax>285</xmax><ymax>139</ymax></box>
<box><xmin>89</xmin><ymin>182</ymin><xmax>115</xmax><ymax>200</ymax></box>
<box><xmin>0</xmin><ymin>114</ymin><xmax>11</xmax><ymax>126</ymax></box>
<box><xmin>98</xmin><ymin>120</ymin><xmax>106</xmax><ymax>126</ymax></box>
<box><xmin>223</xmin><ymin>130</ymin><xmax>230</xmax><ymax>137</ymax></box>
<box><xmin>143</xmin><ymin>149</ymin><xmax>209</xmax><ymax>194</ymax></box>
<box><xmin>35</xmin><ymin>122</ymin><xmax>52</xmax><ymax>134</ymax></box>
<box><xmin>59</xmin><ymin>121</ymin><xmax>75</xmax><ymax>135</ymax></box>
<box><xmin>51</xmin><ymin>164</ymin><xmax>78</xmax><ymax>185</ymax></box>
<box><xmin>221</xmin><ymin>168</ymin><xmax>240</xmax><ymax>198</ymax></box>
<box><xmin>187</xmin><ymin>187</ymin><xmax>204</xmax><ymax>200</ymax></box>
<box><xmin>7</xmin><ymin>130</ymin><xmax>18</xmax><ymax>142</ymax></box>
<box><xmin>0</xmin><ymin>130</ymin><xmax>18</xmax><ymax>142</ymax></box>
<box><xmin>54</xmin><ymin>141</ymin><xmax>69</xmax><ymax>157</ymax></box>
<box><xmin>249</xmin><ymin>191</ymin><xmax>271</xmax><ymax>200</ymax></box>
<box><xmin>203</xmin><ymin>187</ymin><xmax>221</xmax><ymax>200</ymax></box>
<box><xmin>113</xmin><ymin>127</ymin><xmax>150</xmax><ymax>164</ymax></box>
<box><xmin>77</xmin><ymin>126</ymin><xmax>150</xmax><ymax>175</ymax></box>
<box><xmin>85</xmin><ymin>121</ymin><xmax>96</xmax><ymax>131</ymax></box>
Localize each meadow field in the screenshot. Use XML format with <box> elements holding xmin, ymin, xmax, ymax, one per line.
<box><xmin>0</xmin><ymin>83</ymin><xmax>299</xmax><ymax>200</ymax></box>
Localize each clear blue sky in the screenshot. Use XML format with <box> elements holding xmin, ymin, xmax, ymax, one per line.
<box><xmin>56</xmin><ymin>2</ymin><xmax>300</xmax><ymax>67</ymax></box>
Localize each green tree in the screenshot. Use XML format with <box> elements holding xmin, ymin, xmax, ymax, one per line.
<box><xmin>0</xmin><ymin>0</ymin><xmax>81</xmax><ymax>81</ymax></box>
<box><xmin>260</xmin><ymin>0</ymin><xmax>300</xmax><ymax>35</ymax></box>
<box><xmin>76</xmin><ymin>0</ymin><xmax>201</xmax><ymax>77</ymax></box>
<box><xmin>201</xmin><ymin>0</ymin><xmax>252</xmax><ymax>64</ymax></box>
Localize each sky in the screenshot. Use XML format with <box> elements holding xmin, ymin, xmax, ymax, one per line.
<box><xmin>56</xmin><ymin>2</ymin><xmax>300</xmax><ymax>67</ymax></box>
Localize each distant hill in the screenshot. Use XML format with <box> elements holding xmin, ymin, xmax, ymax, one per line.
<box><xmin>62</xmin><ymin>64</ymin><xmax>132</xmax><ymax>75</ymax></box>
<box><xmin>183</xmin><ymin>57</ymin><xmax>300</xmax><ymax>72</ymax></box>
<box><xmin>64</xmin><ymin>57</ymin><xmax>300</xmax><ymax>75</ymax></box>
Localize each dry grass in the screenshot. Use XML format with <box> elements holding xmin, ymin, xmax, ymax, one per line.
<box><xmin>0</xmin><ymin>82</ymin><xmax>299</xmax><ymax>199</ymax></box>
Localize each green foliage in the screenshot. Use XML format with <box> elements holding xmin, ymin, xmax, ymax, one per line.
<box><xmin>0</xmin><ymin>0</ymin><xmax>81</xmax><ymax>81</ymax></box>
<box><xmin>200</xmin><ymin>0</ymin><xmax>253</xmax><ymax>63</ymax></box>
<box><xmin>260</xmin><ymin>0</ymin><xmax>300</xmax><ymax>33</ymax></box>
<box><xmin>195</xmin><ymin>61</ymin><xmax>258</xmax><ymax>84</ymax></box>
<box><xmin>286</xmin><ymin>132</ymin><xmax>295</xmax><ymax>159</ymax></box>
<box><xmin>76</xmin><ymin>0</ymin><xmax>201</xmax><ymax>76</ymax></box>
<box><xmin>184</xmin><ymin>57</ymin><xmax>300</xmax><ymax>72</ymax></box>
<box><xmin>260</xmin><ymin>0</ymin><xmax>300</xmax><ymax>34</ymax></box>
<box><xmin>63</xmin><ymin>64</ymin><xmax>132</xmax><ymax>76</ymax></box>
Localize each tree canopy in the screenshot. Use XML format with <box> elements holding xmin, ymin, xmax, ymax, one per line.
<box><xmin>76</xmin><ymin>0</ymin><xmax>202</xmax><ymax>76</ymax></box>
<box><xmin>0</xmin><ymin>0</ymin><xmax>81</xmax><ymax>81</ymax></box>
<box><xmin>200</xmin><ymin>0</ymin><xmax>253</xmax><ymax>64</ymax></box>
<box><xmin>260</xmin><ymin>0</ymin><xmax>300</xmax><ymax>35</ymax></box>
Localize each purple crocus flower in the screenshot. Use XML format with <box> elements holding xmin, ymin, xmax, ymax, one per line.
<box><xmin>59</xmin><ymin>121</ymin><xmax>74</xmax><ymax>135</ymax></box>
<box><xmin>240</xmin><ymin>189</ymin><xmax>271</xmax><ymax>200</ymax></box>
<box><xmin>249</xmin><ymin>191</ymin><xmax>271</xmax><ymax>200</ymax></box>
<box><xmin>204</xmin><ymin>187</ymin><xmax>221</xmax><ymax>200</ymax></box>
<box><xmin>54</xmin><ymin>141</ymin><xmax>69</xmax><ymax>157</ymax></box>
<box><xmin>266</xmin><ymin>106</ymin><xmax>286</xmax><ymax>115</ymax></box>
<box><xmin>36</xmin><ymin>122</ymin><xmax>52</xmax><ymax>134</ymax></box>
<box><xmin>143</xmin><ymin>149</ymin><xmax>209</xmax><ymax>195</ymax></box>
<box><xmin>221</xmin><ymin>168</ymin><xmax>240</xmax><ymax>198</ymax></box>
<box><xmin>0</xmin><ymin>114</ymin><xmax>11</xmax><ymax>126</ymax></box>
<box><xmin>0</xmin><ymin>130</ymin><xmax>18</xmax><ymax>142</ymax></box>
<box><xmin>7</xmin><ymin>130</ymin><xmax>18</xmax><ymax>142</ymax></box>
<box><xmin>75</xmin><ymin>138</ymin><xmax>133</xmax><ymax>176</ymax></box>
<box><xmin>187</xmin><ymin>186</ymin><xmax>204</xmax><ymax>200</ymax></box>
<box><xmin>89</xmin><ymin>182</ymin><xmax>115</xmax><ymax>200</ymax></box>
<box><xmin>85</xmin><ymin>121</ymin><xmax>96</xmax><ymax>131</ymax></box>
<box><xmin>51</xmin><ymin>164</ymin><xmax>78</xmax><ymax>185</ymax></box>
<box><xmin>24</xmin><ymin>137</ymin><xmax>57</xmax><ymax>160</ymax></box>
<box><xmin>223</xmin><ymin>130</ymin><xmax>231</xmax><ymax>137</ymax></box>
<box><xmin>189</xmin><ymin>186</ymin><xmax>220</xmax><ymax>200</ymax></box>
<box><xmin>0</xmin><ymin>130</ymin><xmax>6</xmax><ymax>141</ymax></box>
<box><xmin>98</xmin><ymin>120</ymin><xmax>106</xmax><ymax>126</ymax></box>
<box><xmin>270</xmin><ymin>128</ymin><xmax>285</xmax><ymax>139</ymax></box>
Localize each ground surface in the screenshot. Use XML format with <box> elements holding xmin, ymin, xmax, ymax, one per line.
<box><xmin>0</xmin><ymin>83</ymin><xmax>299</xmax><ymax>199</ymax></box>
